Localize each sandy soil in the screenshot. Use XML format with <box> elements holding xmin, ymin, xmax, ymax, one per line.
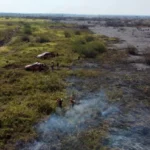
<box><xmin>90</xmin><ymin>25</ymin><xmax>150</xmax><ymax>70</ymax></box>
<box><xmin>90</xmin><ymin>26</ymin><xmax>150</xmax><ymax>53</ymax></box>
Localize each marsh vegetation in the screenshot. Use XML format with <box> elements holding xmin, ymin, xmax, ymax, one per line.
<box><xmin>0</xmin><ymin>17</ymin><xmax>107</xmax><ymax>149</ymax></box>
<box><xmin>1</xmin><ymin>16</ymin><xmax>150</xmax><ymax>150</ymax></box>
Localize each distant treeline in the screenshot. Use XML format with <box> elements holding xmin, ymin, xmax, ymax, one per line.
<box><xmin>0</xmin><ymin>13</ymin><xmax>150</xmax><ymax>20</ymax></box>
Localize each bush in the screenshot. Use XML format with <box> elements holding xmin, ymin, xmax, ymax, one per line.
<box><xmin>23</xmin><ymin>24</ymin><xmax>32</xmax><ymax>35</ymax></box>
<box><xmin>75</xmin><ymin>30</ymin><xmax>81</xmax><ymax>35</ymax></box>
<box><xmin>37</xmin><ymin>101</ymin><xmax>53</xmax><ymax>115</ymax></box>
<box><xmin>21</xmin><ymin>35</ymin><xmax>30</xmax><ymax>42</ymax></box>
<box><xmin>80</xmin><ymin>48</ymin><xmax>98</xmax><ymax>58</ymax></box>
<box><xmin>36</xmin><ymin>75</ymin><xmax>65</xmax><ymax>92</ymax></box>
<box><xmin>64</xmin><ymin>31</ymin><xmax>71</xmax><ymax>38</ymax></box>
<box><xmin>24</xmin><ymin>28</ymin><xmax>32</xmax><ymax>35</ymax></box>
<box><xmin>74</xmin><ymin>37</ymin><xmax>87</xmax><ymax>46</ymax></box>
<box><xmin>89</xmin><ymin>41</ymin><xmax>106</xmax><ymax>53</ymax></box>
<box><xmin>85</xmin><ymin>36</ymin><xmax>95</xmax><ymax>42</ymax></box>
<box><xmin>127</xmin><ymin>45</ymin><xmax>138</xmax><ymax>55</ymax></box>
<box><xmin>73</xmin><ymin>39</ymin><xmax>106</xmax><ymax>58</ymax></box>
<box><xmin>36</xmin><ymin>36</ymin><xmax>50</xmax><ymax>43</ymax></box>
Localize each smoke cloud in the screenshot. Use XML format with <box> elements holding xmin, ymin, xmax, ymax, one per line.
<box><xmin>22</xmin><ymin>91</ymin><xmax>119</xmax><ymax>150</ymax></box>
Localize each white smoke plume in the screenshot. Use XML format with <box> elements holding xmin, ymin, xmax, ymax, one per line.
<box><xmin>22</xmin><ymin>91</ymin><xmax>119</xmax><ymax>150</ymax></box>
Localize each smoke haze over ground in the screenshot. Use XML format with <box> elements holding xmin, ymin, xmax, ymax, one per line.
<box><xmin>22</xmin><ymin>91</ymin><xmax>119</xmax><ymax>150</ymax></box>
<box><xmin>21</xmin><ymin>58</ymin><xmax>150</xmax><ymax>150</ymax></box>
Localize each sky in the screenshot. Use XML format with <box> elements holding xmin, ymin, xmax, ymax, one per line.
<box><xmin>0</xmin><ymin>0</ymin><xmax>150</xmax><ymax>16</ymax></box>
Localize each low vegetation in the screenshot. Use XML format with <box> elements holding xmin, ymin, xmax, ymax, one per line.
<box><xmin>126</xmin><ymin>45</ymin><xmax>138</xmax><ymax>55</ymax></box>
<box><xmin>73</xmin><ymin>36</ymin><xmax>106</xmax><ymax>58</ymax></box>
<box><xmin>69</xmin><ymin>69</ymin><xmax>101</xmax><ymax>78</ymax></box>
<box><xmin>64</xmin><ymin>30</ymin><xmax>72</xmax><ymax>38</ymax></box>
<box><xmin>0</xmin><ymin>17</ymin><xmax>107</xmax><ymax>149</ymax></box>
<box><xmin>61</xmin><ymin>125</ymin><xmax>109</xmax><ymax>150</ymax></box>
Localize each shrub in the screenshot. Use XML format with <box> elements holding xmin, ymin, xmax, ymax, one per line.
<box><xmin>37</xmin><ymin>101</ymin><xmax>53</xmax><ymax>115</ymax></box>
<box><xmin>36</xmin><ymin>36</ymin><xmax>50</xmax><ymax>43</ymax></box>
<box><xmin>21</xmin><ymin>35</ymin><xmax>30</xmax><ymax>42</ymax></box>
<box><xmin>90</xmin><ymin>41</ymin><xmax>106</xmax><ymax>53</ymax></box>
<box><xmin>127</xmin><ymin>45</ymin><xmax>138</xmax><ymax>55</ymax></box>
<box><xmin>24</xmin><ymin>28</ymin><xmax>32</xmax><ymax>35</ymax></box>
<box><xmin>75</xmin><ymin>30</ymin><xmax>81</xmax><ymax>35</ymax></box>
<box><xmin>23</xmin><ymin>24</ymin><xmax>32</xmax><ymax>35</ymax></box>
<box><xmin>0</xmin><ymin>29</ymin><xmax>14</xmax><ymax>45</ymax></box>
<box><xmin>85</xmin><ymin>36</ymin><xmax>95</xmax><ymax>42</ymax></box>
<box><xmin>73</xmin><ymin>39</ymin><xmax>106</xmax><ymax>58</ymax></box>
<box><xmin>81</xmin><ymin>47</ymin><xmax>98</xmax><ymax>58</ymax></box>
<box><xmin>36</xmin><ymin>75</ymin><xmax>65</xmax><ymax>92</ymax></box>
<box><xmin>64</xmin><ymin>31</ymin><xmax>71</xmax><ymax>38</ymax></box>
<box><xmin>73</xmin><ymin>37</ymin><xmax>87</xmax><ymax>46</ymax></box>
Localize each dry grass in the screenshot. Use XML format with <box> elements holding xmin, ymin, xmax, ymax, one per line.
<box><xmin>0</xmin><ymin>17</ymin><xmax>107</xmax><ymax>149</ymax></box>
<box><xmin>98</xmin><ymin>49</ymin><xmax>128</xmax><ymax>64</ymax></box>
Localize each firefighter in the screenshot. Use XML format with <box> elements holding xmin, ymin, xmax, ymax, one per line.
<box><xmin>56</xmin><ymin>62</ymin><xmax>59</xmax><ymax>70</ymax></box>
<box><xmin>56</xmin><ymin>98</ymin><xmax>63</xmax><ymax>108</ymax></box>
<box><xmin>70</xmin><ymin>96</ymin><xmax>76</xmax><ymax>107</ymax></box>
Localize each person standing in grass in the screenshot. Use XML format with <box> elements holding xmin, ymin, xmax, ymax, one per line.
<box><xmin>57</xmin><ymin>98</ymin><xmax>63</xmax><ymax>108</ymax></box>
<box><xmin>70</xmin><ymin>96</ymin><xmax>76</xmax><ymax>108</ymax></box>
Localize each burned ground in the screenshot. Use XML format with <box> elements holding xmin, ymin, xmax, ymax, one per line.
<box><xmin>0</xmin><ymin>16</ymin><xmax>150</xmax><ymax>150</ymax></box>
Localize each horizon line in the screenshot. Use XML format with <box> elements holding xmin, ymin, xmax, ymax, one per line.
<box><xmin>0</xmin><ymin>12</ymin><xmax>150</xmax><ymax>17</ymax></box>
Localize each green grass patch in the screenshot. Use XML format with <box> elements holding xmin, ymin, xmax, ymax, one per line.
<box><xmin>0</xmin><ymin>17</ymin><xmax>107</xmax><ymax>149</ymax></box>
<box><xmin>73</xmin><ymin>36</ymin><xmax>106</xmax><ymax>58</ymax></box>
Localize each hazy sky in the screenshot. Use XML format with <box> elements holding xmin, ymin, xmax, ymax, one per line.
<box><xmin>0</xmin><ymin>0</ymin><xmax>150</xmax><ymax>16</ymax></box>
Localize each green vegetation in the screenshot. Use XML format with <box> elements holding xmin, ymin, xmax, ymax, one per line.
<box><xmin>0</xmin><ymin>17</ymin><xmax>107</xmax><ymax>149</ymax></box>
<box><xmin>64</xmin><ymin>30</ymin><xmax>72</xmax><ymax>38</ymax></box>
<box><xmin>23</xmin><ymin>23</ymin><xmax>32</xmax><ymax>35</ymax></box>
<box><xmin>74</xmin><ymin>30</ymin><xmax>81</xmax><ymax>35</ymax></box>
<box><xmin>61</xmin><ymin>125</ymin><xmax>109</xmax><ymax>150</ymax></box>
<box><xmin>35</xmin><ymin>35</ymin><xmax>50</xmax><ymax>43</ymax></box>
<box><xmin>73</xmin><ymin>36</ymin><xmax>106</xmax><ymax>58</ymax></box>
